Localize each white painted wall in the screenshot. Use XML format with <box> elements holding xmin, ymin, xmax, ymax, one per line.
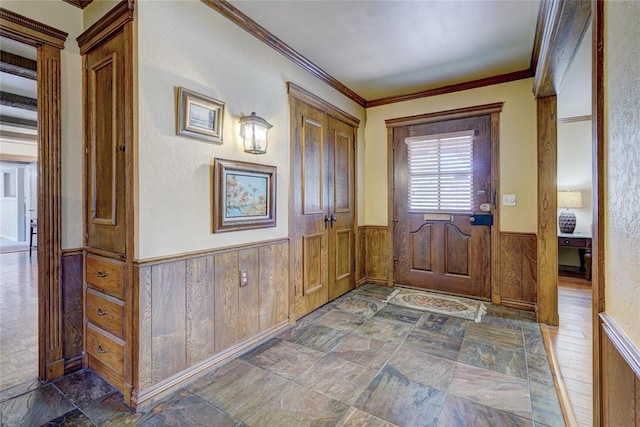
<box><xmin>604</xmin><ymin>1</ymin><xmax>640</xmax><ymax>349</ymax></box>
<box><xmin>135</xmin><ymin>0</ymin><xmax>365</xmax><ymax>259</ymax></box>
<box><xmin>364</xmin><ymin>78</ymin><xmax>537</xmax><ymax>232</ymax></box>
<box><xmin>1</xmin><ymin>1</ymin><xmax>84</xmax><ymax>250</ymax></box>
<box><xmin>557</xmin><ymin>120</ymin><xmax>592</xmax><ymax>266</ymax></box>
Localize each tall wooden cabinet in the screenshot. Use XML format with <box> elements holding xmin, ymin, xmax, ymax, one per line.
<box><xmin>288</xmin><ymin>84</ymin><xmax>359</xmax><ymax>317</ymax></box>
<box><xmin>77</xmin><ymin>2</ymin><xmax>135</xmax><ymax>405</ymax></box>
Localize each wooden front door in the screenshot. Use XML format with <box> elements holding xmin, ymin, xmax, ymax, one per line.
<box><xmin>393</xmin><ymin>115</ymin><xmax>492</xmax><ymax>298</ymax></box>
<box><xmin>290</xmin><ymin>96</ymin><xmax>356</xmax><ymax>317</ymax></box>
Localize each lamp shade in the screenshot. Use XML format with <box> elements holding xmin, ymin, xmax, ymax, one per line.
<box><xmin>240</xmin><ymin>112</ymin><xmax>272</xmax><ymax>154</ymax></box>
<box><xmin>557</xmin><ymin>191</ymin><xmax>583</xmax><ymax>209</ymax></box>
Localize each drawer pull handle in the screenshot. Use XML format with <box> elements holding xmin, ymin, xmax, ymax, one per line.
<box><xmin>96</xmin><ymin>271</ymin><xmax>108</xmax><ymax>278</ymax></box>
<box><xmin>97</xmin><ymin>346</ymin><xmax>108</xmax><ymax>354</ymax></box>
<box><xmin>97</xmin><ymin>308</ymin><xmax>108</xmax><ymax>316</ymax></box>
<box><xmin>564</xmin><ymin>240</ymin><xmax>570</xmax><ymax>244</ymax></box>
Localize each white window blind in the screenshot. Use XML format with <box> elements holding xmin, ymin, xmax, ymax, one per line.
<box><xmin>406</xmin><ymin>130</ymin><xmax>474</xmax><ymax>212</ymax></box>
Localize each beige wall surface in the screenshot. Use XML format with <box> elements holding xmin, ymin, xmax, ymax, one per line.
<box><xmin>364</xmin><ymin>78</ymin><xmax>537</xmax><ymax>232</ymax></box>
<box><xmin>604</xmin><ymin>1</ymin><xmax>640</xmax><ymax>349</ymax></box>
<box><xmin>2</xmin><ymin>1</ymin><xmax>84</xmax><ymax>250</ymax></box>
<box><xmin>135</xmin><ymin>0</ymin><xmax>365</xmax><ymax>259</ymax></box>
<box><xmin>558</xmin><ymin>120</ymin><xmax>592</xmax><ymax>266</ymax></box>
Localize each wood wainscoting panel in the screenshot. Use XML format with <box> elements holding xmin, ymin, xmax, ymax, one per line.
<box><xmin>238</xmin><ymin>248</ymin><xmax>260</xmax><ymax>342</ymax></box>
<box><xmin>185</xmin><ymin>256</ymin><xmax>215</xmax><ymax>366</ymax></box>
<box><xmin>600</xmin><ymin>313</ymin><xmax>640</xmax><ymax>426</ymax></box>
<box><xmin>135</xmin><ymin>239</ymin><xmax>289</xmax><ymax>403</ymax></box>
<box><xmin>258</xmin><ymin>243</ymin><xmax>289</xmax><ymax>329</ymax></box>
<box><xmin>214</xmin><ymin>251</ymin><xmax>239</xmax><ymax>353</ymax></box>
<box><xmin>358</xmin><ymin>226</ymin><xmax>390</xmax><ymax>286</ymax></box>
<box><xmin>499</xmin><ymin>232</ymin><xmax>537</xmax><ymax>310</ymax></box>
<box><xmin>137</xmin><ymin>265</ymin><xmax>153</xmax><ymax>391</ymax></box>
<box><xmin>61</xmin><ymin>250</ymin><xmax>84</xmax><ymax>373</ymax></box>
<box><xmin>150</xmin><ymin>261</ymin><xmax>187</xmax><ymax>384</ymax></box>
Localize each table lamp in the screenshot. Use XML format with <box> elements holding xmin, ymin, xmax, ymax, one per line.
<box><xmin>558</xmin><ymin>190</ymin><xmax>582</xmax><ymax>233</ymax></box>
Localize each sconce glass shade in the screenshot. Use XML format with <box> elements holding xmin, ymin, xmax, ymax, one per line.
<box><xmin>240</xmin><ymin>112</ymin><xmax>272</xmax><ymax>154</ymax></box>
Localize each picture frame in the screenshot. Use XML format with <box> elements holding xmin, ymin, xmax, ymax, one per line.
<box><xmin>176</xmin><ymin>87</ymin><xmax>224</xmax><ymax>143</ymax></box>
<box><xmin>213</xmin><ymin>158</ymin><xmax>276</xmax><ymax>233</ymax></box>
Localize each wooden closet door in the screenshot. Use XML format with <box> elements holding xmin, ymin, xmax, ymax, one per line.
<box><xmin>291</xmin><ymin>100</ymin><xmax>330</xmax><ymax>316</ymax></box>
<box><xmin>327</xmin><ymin>117</ymin><xmax>355</xmax><ymax>301</ymax></box>
<box><xmin>290</xmin><ymin>98</ymin><xmax>356</xmax><ymax>317</ymax></box>
<box><xmin>84</xmin><ymin>28</ymin><xmax>128</xmax><ymax>254</ymax></box>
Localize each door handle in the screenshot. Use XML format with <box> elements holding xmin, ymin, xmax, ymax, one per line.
<box><xmin>324</xmin><ymin>215</ymin><xmax>330</xmax><ymax>229</ymax></box>
<box><xmin>329</xmin><ymin>215</ymin><xmax>337</xmax><ymax>228</ymax></box>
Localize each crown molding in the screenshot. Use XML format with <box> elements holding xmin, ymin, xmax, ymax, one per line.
<box><xmin>368</xmin><ymin>70</ymin><xmax>533</xmax><ymax>108</ymax></box>
<box><xmin>0</xmin><ymin>7</ymin><xmax>68</xmax><ymax>49</ymax></box>
<box><xmin>62</xmin><ymin>0</ymin><xmax>94</xmax><ymax>9</ymax></box>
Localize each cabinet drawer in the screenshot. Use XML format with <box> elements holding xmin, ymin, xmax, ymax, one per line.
<box><xmin>558</xmin><ymin>237</ymin><xmax>587</xmax><ymax>248</ymax></box>
<box><xmin>86</xmin><ymin>254</ymin><xmax>125</xmax><ymax>298</ymax></box>
<box><xmin>86</xmin><ymin>324</ymin><xmax>124</xmax><ymax>376</ymax></box>
<box><xmin>86</xmin><ymin>289</ymin><xmax>125</xmax><ymax>338</ymax></box>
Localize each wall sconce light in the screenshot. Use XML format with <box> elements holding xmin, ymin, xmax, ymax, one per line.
<box><xmin>239</xmin><ymin>112</ymin><xmax>272</xmax><ymax>154</ymax></box>
<box><xmin>557</xmin><ymin>190</ymin><xmax>583</xmax><ymax>233</ymax></box>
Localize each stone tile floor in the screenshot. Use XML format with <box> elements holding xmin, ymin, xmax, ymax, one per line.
<box><xmin>0</xmin><ymin>284</ymin><xmax>564</xmax><ymax>426</ymax></box>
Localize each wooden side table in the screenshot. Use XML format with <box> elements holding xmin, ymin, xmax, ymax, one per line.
<box><xmin>558</xmin><ymin>232</ymin><xmax>592</xmax><ymax>280</ymax></box>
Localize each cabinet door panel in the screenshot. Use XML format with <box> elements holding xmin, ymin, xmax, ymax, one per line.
<box><xmin>85</xmin><ymin>29</ymin><xmax>127</xmax><ymax>254</ymax></box>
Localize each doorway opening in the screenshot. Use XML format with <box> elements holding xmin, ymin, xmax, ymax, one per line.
<box><xmin>0</xmin><ymin>36</ymin><xmax>39</xmax><ymax>393</ymax></box>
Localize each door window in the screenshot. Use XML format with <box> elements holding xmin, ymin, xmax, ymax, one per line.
<box><xmin>406</xmin><ymin>130</ymin><xmax>474</xmax><ymax>212</ymax></box>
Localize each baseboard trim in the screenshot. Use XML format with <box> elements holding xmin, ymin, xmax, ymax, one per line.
<box><xmin>133</xmin><ymin>320</ymin><xmax>290</xmax><ymax>409</ymax></box>
<box><xmin>500</xmin><ymin>298</ymin><xmax>536</xmax><ymax>312</ymax></box>
<box><xmin>356</xmin><ymin>278</ymin><xmax>391</xmax><ymax>287</ymax></box>
<box><xmin>600</xmin><ymin>312</ymin><xmax>640</xmax><ymax>378</ymax></box>
<box><xmin>540</xmin><ymin>324</ymin><xmax>577</xmax><ymax>427</ymax></box>
<box><xmin>63</xmin><ymin>356</ymin><xmax>83</xmax><ymax>374</ymax></box>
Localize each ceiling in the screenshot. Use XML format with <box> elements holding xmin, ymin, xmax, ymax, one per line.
<box><xmin>0</xmin><ymin>37</ymin><xmax>38</xmax><ymax>151</ymax></box>
<box><xmin>229</xmin><ymin>0</ymin><xmax>542</xmax><ymax>101</ymax></box>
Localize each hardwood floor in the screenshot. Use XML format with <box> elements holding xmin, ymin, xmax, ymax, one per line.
<box><xmin>0</xmin><ymin>251</ymin><xmax>39</xmax><ymax>394</ymax></box>
<box><xmin>547</xmin><ymin>277</ymin><xmax>593</xmax><ymax>426</ymax></box>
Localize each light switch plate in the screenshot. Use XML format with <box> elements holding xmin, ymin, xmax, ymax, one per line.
<box><xmin>503</xmin><ymin>194</ymin><xmax>517</xmax><ymax>206</ymax></box>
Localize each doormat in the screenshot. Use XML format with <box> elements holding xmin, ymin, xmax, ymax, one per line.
<box><xmin>385</xmin><ymin>288</ymin><xmax>487</xmax><ymax>322</ymax></box>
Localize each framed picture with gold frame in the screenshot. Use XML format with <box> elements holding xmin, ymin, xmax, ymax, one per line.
<box><xmin>176</xmin><ymin>87</ymin><xmax>224</xmax><ymax>143</ymax></box>
<box><xmin>213</xmin><ymin>158</ymin><xmax>276</xmax><ymax>233</ymax></box>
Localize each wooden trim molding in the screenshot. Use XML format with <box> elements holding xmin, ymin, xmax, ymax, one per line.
<box><xmin>385</xmin><ymin>102</ymin><xmax>504</xmax><ymax>128</ymax></box>
<box><xmin>62</xmin><ymin>0</ymin><xmax>94</xmax><ymax>9</ymax></box>
<box><xmin>536</xmin><ymin>95</ymin><xmax>559</xmax><ymax>326</ymax></box>
<box><xmin>133</xmin><ymin>237</ymin><xmax>289</xmax><ymax>267</ymax></box>
<box><xmin>600</xmin><ymin>313</ymin><xmax>640</xmax><ymax>378</ymax></box>
<box><xmin>0</xmin><ymin>8</ymin><xmax>68</xmax><ymax>383</ymax></box>
<box><xmin>592</xmin><ymin>1</ymin><xmax>605</xmax><ymax>424</ymax></box>
<box><xmin>38</xmin><ymin>42</ymin><xmax>65</xmax><ymax>380</ymax></box>
<box><xmin>540</xmin><ymin>324</ymin><xmax>578</xmax><ymax>427</ymax></box>
<box><xmin>532</xmin><ymin>0</ymin><xmax>591</xmax><ymax>98</ymax></box>
<box><xmin>558</xmin><ymin>115</ymin><xmax>592</xmax><ymax>124</ymax></box>
<box><xmin>76</xmin><ymin>0</ymin><xmax>134</xmax><ymax>54</ymax></box>
<box><xmin>203</xmin><ymin>0</ymin><xmax>366</xmax><ymax>108</ymax></box>
<box><xmin>0</xmin><ymin>7</ymin><xmax>67</xmax><ymax>49</ymax></box>
<box><xmin>287</xmin><ymin>82</ymin><xmax>360</xmax><ymax>127</ymax></box>
<box><xmin>368</xmin><ymin>69</ymin><xmax>533</xmax><ymax>108</ymax></box>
